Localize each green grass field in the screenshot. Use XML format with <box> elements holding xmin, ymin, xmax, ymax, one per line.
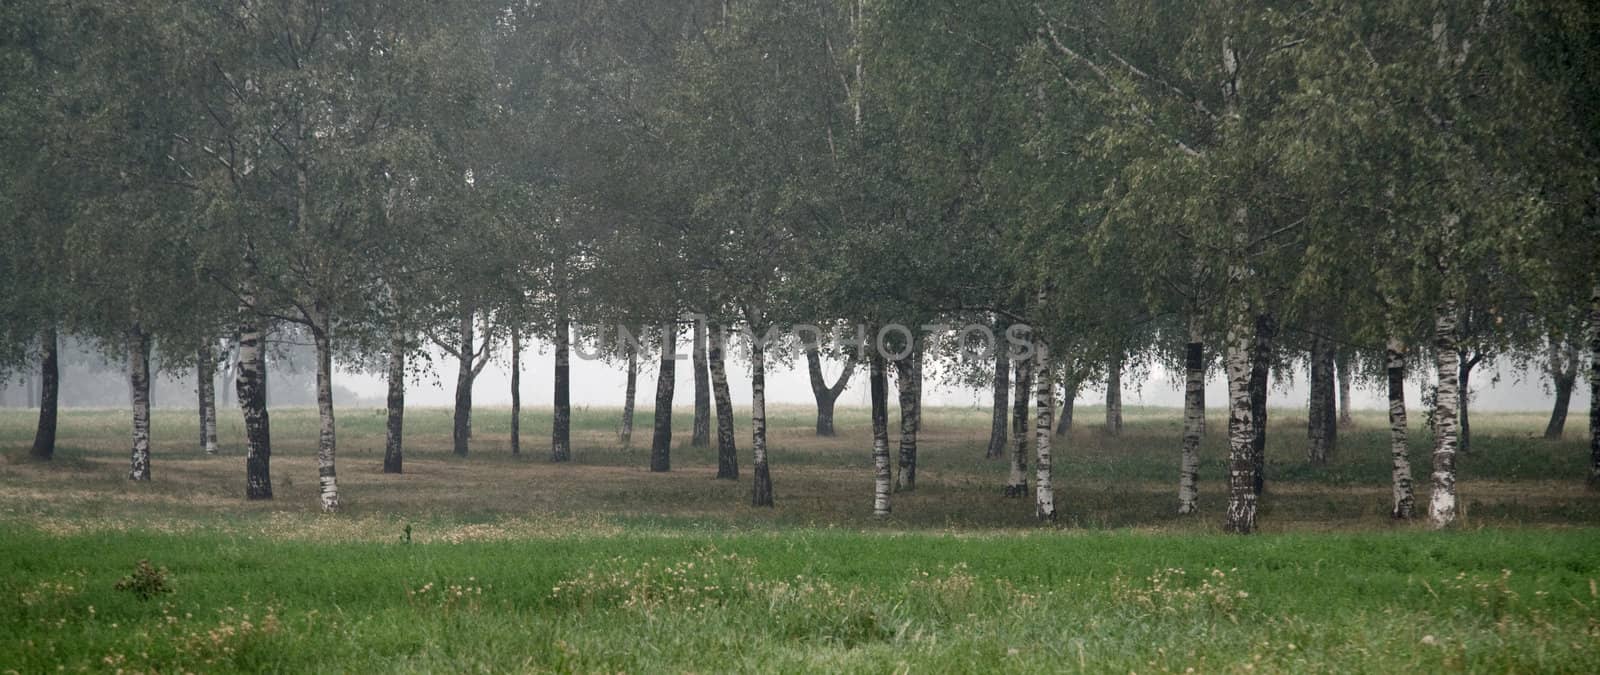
<box><xmin>2</xmin><ymin>404</ymin><xmax>1597</xmax><ymax>672</ymax></box>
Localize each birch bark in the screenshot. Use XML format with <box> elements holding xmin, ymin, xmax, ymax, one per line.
<box><xmin>691</xmin><ymin>321</ymin><xmax>711</xmax><ymax>448</ymax></box>
<box><xmin>709</xmin><ymin>325</ymin><xmax>738</xmax><ymax>479</ymax></box>
<box><xmin>552</xmin><ymin>316</ymin><xmax>571</xmax><ymax>462</ymax></box>
<box><xmin>1386</xmin><ymin>336</ymin><xmax>1415</xmax><ymax>518</ymax></box>
<box><xmin>384</xmin><ymin>339</ymin><xmax>405</xmax><ymax>474</ymax></box>
<box><xmin>1178</xmin><ymin>325</ymin><xmax>1205</xmax><ymax>514</ymax></box>
<box><xmin>237</xmin><ymin>301</ymin><xmax>272</xmax><ymax>500</ymax></box>
<box><xmin>986</xmin><ymin>347</ymin><xmax>1009</xmax><ymax>457</ymax></box>
<box><xmin>650</xmin><ymin>322</ymin><xmax>676</xmax><ymax>472</ymax></box>
<box><xmin>750</xmin><ymin>336</ymin><xmax>773</xmax><ymax>506</ymax></box>
<box><xmin>870</xmin><ymin>353</ymin><xmax>891</xmax><ymax>516</ymax></box>
<box><xmin>127</xmin><ymin>323</ymin><xmax>152</xmax><ymax>482</ymax></box>
<box><xmin>1034</xmin><ymin>341</ymin><xmax>1056</xmax><ymax>521</ymax></box>
<box><xmin>894</xmin><ymin>342</ymin><xmax>921</xmax><ymax>492</ymax></box>
<box><xmin>1004</xmin><ymin>354</ymin><xmax>1032</xmax><ymax>497</ymax></box>
<box><xmin>197</xmin><ymin>342</ymin><xmax>218</xmax><ymax>455</ymax></box>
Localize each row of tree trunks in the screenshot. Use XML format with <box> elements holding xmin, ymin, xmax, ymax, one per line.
<box><xmin>709</xmin><ymin>326</ymin><xmax>738</xmax><ymax>479</ymax></box>
<box><xmin>238</xmin><ymin>297</ymin><xmax>272</xmax><ymax>500</ymax></box>
<box><xmin>1249</xmin><ymin>313</ymin><xmax>1275</xmax><ymax>496</ymax></box>
<box><xmin>1177</xmin><ymin>329</ymin><xmax>1205</xmax><ymax>515</ymax></box>
<box><xmin>1004</xmin><ymin>355</ymin><xmax>1032</xmax><ymax>497</ymax></box>
<box><xmin>127</xmin><ymin>323</ymin><xmax>153</xmax><ymax>481</ymax></box>
<box><xmin>619</xmin><ymin>339</ymin><xmax>637</xmax><ymax>447</ymax></box>
<box><xmin>197</xmin><ymin>342</ymin><xmax>218</xmax><ymax>455</ymax></box>
<box><xmin>1104</xmin><ymin>353</ymin><xmax>1123</xmax><ymax>436</ymax></box>
<box><xmin>650</xmin><ymin>322</ymin><xmax>676</xmax><ymax>472</ymax></box>
<box><xmin>1307</xmin><ymin>334</ymin><xmax>1337</xmax><ymax>464</ymax></box>
<box><xmin>894</xmin><ymin>343</ymin><xmax>921</xmax><ymax>492</ymax></box>
<box><xmin>1056</xmin><ymin>375</ymin><xmax>1077</xmax><ymax>437</ymax></box>
<box><xmin>691</xmin><ymin>321</ymin><xmax>711</xmax><ymax>448</ymax></box>
<box><xmin>749</xmin><ymin>336</ymin><xmax>772</xmax><ymax>506</ymax></box>
<box><xmin>1386</xmin><ymin>335</ymin><xmax>1415</xmax><ymax>519</ymax></box>
<box><xmin>384</xmin><ymin>339</ymin><xmax>405</xmax><ymax>474</ymax></box>
<box><xmin>1544</xmin><ymin>337</ymin><xmax>1579</xmax><ymax>439</ymax></box>
<box><xmin>807</xmin><ymin>340</ymin><xmax>856</xmax><ymax>437</ymax></box>
<box><xmin>552</xmin><ymin>317</ymin><xmax>571</xmax><ymax>462</ymax></box>
<box><xmin>870</xmin><ymin>353</ymin><xmax>891</xmax><ymax>516</ymax></box>
<box><xmin>985</xmin><ymin>348</ymin><xmax>1009</xmax><ymax>457</ymax></box>
<box><xmin>29</xmin><ymin>325</ymin><xmax>58</xmax><ymax>460</ymax></box>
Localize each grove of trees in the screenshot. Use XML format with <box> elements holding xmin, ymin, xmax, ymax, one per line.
<box><xmin>1</xmin><ymin>0</ymin><xmax>1595</xmax><ymax>533</ymax></box>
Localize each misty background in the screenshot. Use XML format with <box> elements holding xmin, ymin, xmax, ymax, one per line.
<box><xmin>0</xmin><ymin>334</ymin><xmax>1582</xmax><ymax>415</ymax></box>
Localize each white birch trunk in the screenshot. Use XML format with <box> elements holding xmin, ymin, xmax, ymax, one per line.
<box><xmin>1178</xmin><ymin>322</ymin><xmax>1204</xmax><ymax>515</ymax></box>
<box><xmin>237</xmin><ymin>296</ymin><xmax>272</xmax><ymax>500</ymax></box>
<box><xmin>870</xmin><ymin>353</ymin><xmax>891</xmax><ymax>516</ymax></box>
<box><xmin>1429</xmin><ymin>295</ymin><xmax>1461</xmax><ymax>528</ymax></box>
<box><xmin>1587</xmin><ymin>280</ymin><xmax>1599</xmax><ymax>488</ymax></box>
<box><xmin>750</xmin><ymin>337</ymin><xmax>773</xmax><ymax>506</ymax></box>
<box><xmin>311</xmin><ymin>307</ymin><xmax>339</xmax><ymax>513</ymax></box>
<box><xmin>1004</xmin><ymin>354</ymin><xmax>1031</xmax><ymax>497</ymax></box>
<box><xmin>197</xmin><ymin>343</ymin><xmax>218</xmax><ymax>455</ymax></box>
<box><xmin>384</xmin><ymin>338</ymin><xmax>405</xmax><ymax>474</ymax></box>
<box><xmin>1033</xmin><ymin>341</ymin><xmax>1056</xmax><ymax>521</ymax></box>
<box><xmin>127</xmin><ymin>323</ymin><xmax>152</xmax><ymax>481</ymax></box>
<box><xmin>709</xmin><ymin>325</ymin><xmax>738</xmax><ymax>479</ymax></box>
<box><xmin>1386</xmin><ymin>336</ymin><xmax>1415</xmax><ymax>519</ymax></box>
<box><xmin>620</xmin><ymin>340</ymin><xmax>637</xmax><ymax>447</ymax></box>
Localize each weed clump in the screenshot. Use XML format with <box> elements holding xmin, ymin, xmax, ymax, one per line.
<box><xmin>114</xmin><ymin>559</ymin><xmax>172</xmax><ymax>600</ymax></box>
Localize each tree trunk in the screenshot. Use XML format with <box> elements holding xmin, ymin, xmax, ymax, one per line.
<box><xmin>1457</xmin><ymin>350</ymin><xmax>1480</xmax><ymax>454</ymax></box>
<box><xmin>552</xmin><ymin>317</ymin><xmax>571</xmax><ymax>462</ymax></box>
<box><xmin>1307</xmin><ymin>335</ymin><xmax>1337</xmax><ymax>464</ymax></box>
<box><xmin>986</xmin><ymin>346</ymin><xmax>1009</xmax><ymax>457</ymax></box>
<box><xmin>238</xmin><ymin>309</ymin><xmax>272</xmax><ymax>500</ymax></box>
<box><xmin>750</xmin><ymin>336</ymin><xmax>772</xmax><ymax>506</ymax></box>
<box><xmin>1056</xmin><ymin>376</ymin><xmax>1077</xmax><ymax>437</ymax></box>
<box><xmin>650</xmin><ymin>322</ymin><xmax>676</xmax><ymax>472</ymax></box>
<box><xmin>1224</xmin><ymin>305</ymin><xmax>1257</xmax><ymax>534</ymax></box>
<box><xmin>894</xmin><ymin>342</ymin><xmax>921</xmax><ymax>492</ymax></box>
<box><xmin>197</xmin><ymin>342</ymin><xmax>218</xmax><ymax>455</ymax></box>
<box><xmin>127</xmin><ymin>323</ymin><xmax>153</xmax><ymax>481</ymax></box>
<box><xmin>870</xmin><ymin>352</ymin><xmax>891</xmax><ymax>516</ymax></box>
<box><xmin>1033</xmin><ymin>341</ymin><xmax>1056</xmax><ymax>521</ymax></box>
<box><xmin>452</xmin><ymin>307</ymin><xmax>474</xmax><ymax>457</ymax></box>
<box><xmin>1386</xmin><ymin>336</ymin><xmax>1415</xmax><ymax>519</ymax></box>
<box><xmin>311</xmin><ymin>312</ymin><xmax>339</xmax><ymax>513</ymax></box>
<box><xmin>1429</xmin><ymin>297</ymin><xmax>1462</xmax><ymax>528</ymax></box>
<box><xmin>510</xmin><ymin>326</ymin><xmax>522</xmax><ymax>456</ymax></box>
<box><xmin>1336</xmin><ymin>351</ymin><xmax>1354</xmax><ymax>427</ymax></box>
<box><xmin>1543</xmin><ymin>339</ymin><xmax>1578</xmax><ymax>440</ymax></box>
<box><xmin>620</xmin><ymin>339</ymin><xmax>637</xmax><ymax>447</ymax></box>
<box><xmin>29</xmin><ymin>325</ymin><xmax>58</xmax><ymax>460</ymax></box>
<box><xmin>1249</xmin><ymin>313</ymin><xmax>1275</xmax><ymax>496</ymax></box>
<box><xmin>806</xmin><ymin>342</ymin><xmax>856</xmax><ymax>437</ymax></box>
<box><xmin>709</xmin><ymin>324</ymin><xmax>738</xmax><ymax>479</ymax></box>
<box><xmin>384</xmin><ymin>339</ymin><xmax>405</xmax><ymax>474</ymax></box>
<box><xmin>1105</xmin><ymin>353</ymin><xmax>1123</xmax><ymax>436</ymax></box>
<box><xmin>1587</xmin><ymin>281</ymin><xmax>1599</xmax><ymax>489</ymax></box>
<box><xmin>1004</xmin><ymin>354</ymin><xmax>1031</xmax><ymax>497</ymax></box>
<box><xmin>1178</xmin><ymin>336</ymin><xmax>1204</xmax><ymax>515</ymax></box>
<box><xmin>691</xmin><ymin>321</ymin><xmax>711</xmax><ymax>448</ymax></box>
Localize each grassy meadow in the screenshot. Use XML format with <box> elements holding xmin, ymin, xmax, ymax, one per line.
<box><xmin>2</xmin><ymin>403</ymin><xmax>1598</xmax><ymax>671</ymax></box>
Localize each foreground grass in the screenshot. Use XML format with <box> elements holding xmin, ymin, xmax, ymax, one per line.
<box><xmin>2</xmin><ymin>405</ymin><xmax>1597</xmax><ymax>670</ymax></box>
<box><xmin>3</xmin><ymin>525</ymin><xmax>1598</xmax><ymax>672</ymax></box>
